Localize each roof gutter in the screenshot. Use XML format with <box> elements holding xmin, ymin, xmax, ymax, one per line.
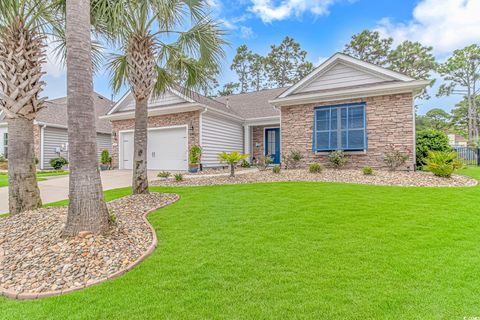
<box><xmin>100</xmin><ymin>103</ymin><xmax>204</xmax><ymax>121</ymax></box>
<box><xmin>269</xmin><ymin>80</ymin><xmax>430</xmax><ymax>107</ymax></box>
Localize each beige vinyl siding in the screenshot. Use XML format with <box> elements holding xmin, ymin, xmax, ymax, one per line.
<box><xmin>201</xmin><ymin>112</ymin><xmax>244</xmax><ymax>167</ymax></box>
<box><xmin>297</xmin><ymin>62</ymin><xmax>390</xmax><ymax>93</ymax></box>
<box><xmin>42</xmin><ymin>126</ymin><xmax>69</xmax><ymax>169</ymax></box>
<box><xmin>118</xmin><ymin>91</ymin><xmax>186</xmax><ymax>112</ymax></box>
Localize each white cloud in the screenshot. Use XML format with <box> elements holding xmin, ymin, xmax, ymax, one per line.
<box><xmin>249</xmin><ymin>0</ymin><xmax>337</xmax><ymax>23</ymax></box>
<box><xmin>240</xmin><ymin>26</ymin><xmax>255</xmax><ymax>39</ymax></box>
<box><xmin>43</xmin><ymin>37</ymin><xmax>65</xmax><ymax>78</ymax></box>
<box><xmin>376</xmin><ymin>0</ymin><xmax>480</xmax><ymax>54</ymax></box>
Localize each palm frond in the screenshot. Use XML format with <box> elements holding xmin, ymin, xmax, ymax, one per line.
<box><xmin>107</xmin><ymin>53</ymin><xmax>129</xmax><ymax>94</ymax></box>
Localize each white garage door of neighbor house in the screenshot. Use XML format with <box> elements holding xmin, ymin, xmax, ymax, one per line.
<box><xmin>121</xmin><ymin>127</ymin><xmax>187</xmax><ymax>171</ymax></box>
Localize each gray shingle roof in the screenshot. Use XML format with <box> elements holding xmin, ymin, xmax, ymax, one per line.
<box><xmin>37</xmin><ymin>93</ymin><xmax>113</xmax><ymax>133</ymax></box>
<box><xmin>214</xmin><ymin>87</ymin><xmax>288</xmax><ymax>119</ymax></box>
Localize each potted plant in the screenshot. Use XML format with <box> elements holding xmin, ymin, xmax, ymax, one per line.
<box><xmin>100</xmin><ymin>149</ymin><xmax>112</xmax><ymax>171</ymax></box>
<box><xmin>189</xmin><ymin>145</ymin><xmax>202</xmax><ymax>173</ymax></box>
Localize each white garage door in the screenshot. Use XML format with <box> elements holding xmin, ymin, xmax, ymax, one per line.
<box><xmin>121</xmin><ymin>126</ymin><xmax>187</xmax><ymax>171</ymax></box>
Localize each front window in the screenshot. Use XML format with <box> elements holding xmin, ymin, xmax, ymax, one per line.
<box><xmin>314</xmin><ymin>103</ymin><xmax>367</xmax><ymax>152</ymax></box>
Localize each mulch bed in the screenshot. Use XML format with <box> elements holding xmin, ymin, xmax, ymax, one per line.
<box><xmin>153</xmin><ymin>169</ymin><xmax>477</xmax><ymax>188</ymax></box>
<box><xmin>0</xmin><ymin>192</ymin><xmax>179</xmax><ymax>299</ymax></box>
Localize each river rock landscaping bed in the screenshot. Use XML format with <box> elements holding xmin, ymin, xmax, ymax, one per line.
<box><xmin>153</xmin><ymin>169</ymin><xmax>477</xmax><ymax>187</ymax></box>
<box><xmin>0</xmin><ymin>192</ymin><xmax>179</xmax><ymax>299</ymax></box>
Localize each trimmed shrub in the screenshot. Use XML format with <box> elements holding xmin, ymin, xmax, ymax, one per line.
<box><xmin>416</xmin><ymin>130</ymin><xmax>451</xmax><ymax>167</ymax></box>
<box><xmin>50</xmin><ymin>157</ymin><xmax>68</xmax><ymax>170</ymax></box>
<box><xmin>174</xmin><ymin>173</ymin><xmax>184</xmax><ymax>182</ymax></box>
<box><xmin>157</xmin><ymin>171</ymin><xmax>171</xmax><ymax>178</ymax></box>
<box><xmin>309</xmin><ymin>163</ymin><xmax>323</xmax><ymax>173</ymax></box>
<box><xmin>189</xmin><ymin>145</ymin><xmax>202</xmax><ymax>165</ymax></box>
<box><xmin>362</xmin><ymin>166</ymin><xmax>373</xmax><ymax>175</ymax></box>
<box><xmin>255</xmin><ymin>155</ymin><xmax>273</xmax><ymax>171</ymax></box>
<box><xmin>100</xmin><ymin>149</ymin><xmax>112</xmax><ymax>165</ymax></box>
<box><xmin>272</xmin><ymin>165</ymin><xmax>281</xmax><ymax>174</ymax></box>
<box><xmin>328</xmin><ymin>151</ymin><xmax>348</xmax><ymax>168</ymax></box>
<box><xmin>284</xmin><ymin>149</ymin><xmax>304</xmax><ymax>169</ymax></box>
<box><xmin>423</xmin><ymin>151</ymin><xmax>463</xmax><ymax>177</ymax></box>
<box><xmin>240</xmin><ymin>159</ymin><xmax>251</xmax><ymax>168</ymax></box>
<box><xmin>383</xmin><ymin>145</ymin><xmax>409</xmax><ymax>170</ymax></box>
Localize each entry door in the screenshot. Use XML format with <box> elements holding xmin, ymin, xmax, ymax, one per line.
<box><xmin>265</xmin><ymin>128</ymin><xmax>280</xmax><ymax>164</ymax></box>
<box><xmin>121</xmin><ymin>131</ymin><xmax>134</xmax><ymax>169</ymax></box>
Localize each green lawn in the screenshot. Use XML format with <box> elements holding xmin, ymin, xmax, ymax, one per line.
<box><xmin>2</xmin><ymin>168</ymin><xmax>480</xmax><ymax>319</ymax></box>
<box><xmin>0</xmin><ymin>171</ymin><xmax>68</xmax><ymax>187</ymax></box>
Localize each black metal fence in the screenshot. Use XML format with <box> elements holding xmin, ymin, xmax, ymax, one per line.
<box><xmin>453</xmin><ymin>147</ymin><xmax>480</xmax><ymax>166</ymax></box>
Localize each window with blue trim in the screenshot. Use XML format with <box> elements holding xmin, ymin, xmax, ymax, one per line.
<box><xmin>314</xmin><ymin>103</ymin><xmax>367</xmax><ymax>151</ymax></box>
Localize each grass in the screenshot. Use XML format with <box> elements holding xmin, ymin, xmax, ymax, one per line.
<box><xmin>0</xmin><ymin>171</ymin><xmax>68</xmax><ymax>188</ymax></box>
<box><xmin>1</xmin><ymin>168</ymin><xmax>480</xmax><ymax>319</ymax></box>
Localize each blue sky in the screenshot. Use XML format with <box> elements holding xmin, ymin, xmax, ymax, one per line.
<box><xmin>42</xmin><ymin>0</ymin><xmax>480</xmax><ymax>115</ymax></box>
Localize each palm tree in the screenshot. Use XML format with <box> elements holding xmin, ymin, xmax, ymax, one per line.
<box><xmin>107</xmin><ymin>0</ymin><xmax>226</xmax><ymax>194</ymax></box>
<box><xmin>62</xmin><ymin>0</ymin><xmax>109</xmax><ymax>235</ymax></box>
<box><xmin>0</xmin><ymin>0</ymin><xmax>52</xmax><ymax>214</ymax></box>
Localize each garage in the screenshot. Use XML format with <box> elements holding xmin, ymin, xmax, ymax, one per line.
<box><xmin>120</xmin><ymin>126</ymin><xmax>188</xmax><ymax>171</ymax></box>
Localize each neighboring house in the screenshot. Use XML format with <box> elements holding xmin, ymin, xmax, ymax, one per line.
<box><xmin>0</xmin><ymin>93</ymin><xmax>113</xmax><ymax>169</ymax></box>
<box><xmin>448</xmin><ymin>133</ymin><xmax>467</xmax><ymax>147</ymax></box>
<box><xmin>103</xmin><ymin>53</ymin><xmax>428</xmax><ymax>171</ymax></box>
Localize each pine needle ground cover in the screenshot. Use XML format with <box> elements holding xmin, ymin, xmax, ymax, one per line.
<box><xmin>1</xmin><ymin>167</ymin><xmax>480</xmax><ymax>319</ymax></box>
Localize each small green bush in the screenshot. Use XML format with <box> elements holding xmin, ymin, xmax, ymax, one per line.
<box><xmin>255</xmin><ymin>155</ymin><xmax>273</xmax><ymax>171</ymax></box>
<box><xmin>423</xmin><ymin>151</ymin><xmax>463</xmax><ymax>178</ymax></box>
<box><xmin>240</xmin><ymin>159</ymin><xmax>251</xmax><ymax>168</ymax></box>
<box><xmin>100</xmin><ymin>149</ymin><xmax>112</xmax><ymax>165</ymax></box>
<box><xmin>157</xmin><ymin>171</ymin><xmax>171</xmax><ymax>178</ymax></box>
<box><xmin>50</xmin><ymin>157</ymin><xmax>69</xmax><ymax>170</ymax></box>
<box><xmin>416</xmin><ymin>130</ymin><xmax>451</xmax><ymax>167</ymax></box>
<box><xmin>309</xmin><ymin>163</ymin><xmax>323</xmax><ymax>173</ymax></box>
<box><xmin>284</xmin><ymin>150</ymin><xmax>304</xmax><ymax>169</ymax></box>
<box><xmin>328</xmin><ymin>151</ymin><xmax>348</xmax><ymax>168</ymax></box>
<box><xmin>174</xmin><ymin>173</ymin><xmax>184</xmax><ymax>182</ymax></box>
<box><xmin>189</xmin><ymin>145</ymin><xmax>202</xmax><ymax>165</ymax></box>
<box><xmin>384</xmin><ymin>145</ymin><xmax>409</xmax><ymax>171</ymax></box>
<box><xmin>0</xmin><ymin>154</ymin><xmax>6</xmax><ymax>162</ymax></box>
<box><xmin>108</xmin><ymin>210</ymin><xmax>117</xmax><ymax>225</ymax></box>
<box><xmin>362</xmin><ymin>166</ymin><xmax>374</xmax><ymax>175</ymax></box>
<box><xmin>272</xmin><ymin>165</ymin><xmax>281</xmax><ymax>174</ymax></box>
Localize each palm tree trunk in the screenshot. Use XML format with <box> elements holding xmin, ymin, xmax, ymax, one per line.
<box><xmin>7</xmin><ymin>118</ymin><xmax>42</xmax><ymax>214</ymax></box>
<box><xmin>230</xmin><ymin>164</ymin><xmax>235</xmax><ymax>177</ymax></box>
<box><xmin>132</xmin><ymin>96</ymin><xmax>149</xmax><ymax>194</ymax></box>
<box><xmin>63</xmin><ymin>0</ymin><xmax>109</xmax><ymax>236</ymax></box>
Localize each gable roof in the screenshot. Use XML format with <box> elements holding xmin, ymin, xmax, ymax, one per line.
<box><xmin>0</xmin><ymin>93</ymin><xmax>113</xmax><ymax>133</ymax></box>
<box><xmin>214</xmin><ymin>87</ymin><xmax>287</xmax><ymax>119</ymax></box>
<box><xmin>278</xmin><ymin>53</ymin><xmax>415</xmax><ymax>99</ymax></box>
<box><xmin>106</xmin><ymin>85</ymin><xmax>243</xmax><ymax>119</ymax></box>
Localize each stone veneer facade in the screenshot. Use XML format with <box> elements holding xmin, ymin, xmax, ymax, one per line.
<box><xmin>280</xmin><ymin>93</ymin><xmax>415</xmax><ymax>170</ymax></box>
<box><xmin>110</xmin><ymin>111</ymin><xmax>200</xmax><ymax>169</ymax></box>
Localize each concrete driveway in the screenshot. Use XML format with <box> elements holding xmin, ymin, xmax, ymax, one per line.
<box><xmin>0</xmin><ymin>170</ymin><xmax>160</xmax><ymax>214</ymax></box>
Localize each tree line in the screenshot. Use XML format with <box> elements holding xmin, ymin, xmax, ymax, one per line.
<box><xmin>218</xmin><ymin>30</ymin><xmax>479</xmax><ymax>146</ymax></box>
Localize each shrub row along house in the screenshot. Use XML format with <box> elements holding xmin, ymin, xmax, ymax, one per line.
<box><xmin>103</xmin><ymin>53</ymin><xmax>428</xmax><ymax>171</ymax></box>
<box><xmin>0</xmin><ymin>93</ymin><xmax>112</xmax><ymax>169</ymax></box>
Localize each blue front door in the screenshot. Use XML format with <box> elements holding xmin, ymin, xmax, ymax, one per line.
<box><xmin>265</xmin><ymin>128</ymin><xmax>280</xmax><ymax>164</ymax></box>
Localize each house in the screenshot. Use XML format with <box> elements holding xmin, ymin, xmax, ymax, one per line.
<box><xmin>0</xmin><ymin>93</ymin><xmax>113</xmax><ymax>169</ymax></box>
<box><xmin>102</xmin><ymin>53</ymin><xmax>428</xmax><ymax>171</ymax></box>
<box><xmin>447</xmin><ymin>133</ymin><xmax>467</xmax><ymax>147</ymax></box>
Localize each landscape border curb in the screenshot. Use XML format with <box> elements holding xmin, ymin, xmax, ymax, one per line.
<box><xmin>0</xmin><ymin>193</ymin><xmax>180</xmax><ymax>300</ymax></box>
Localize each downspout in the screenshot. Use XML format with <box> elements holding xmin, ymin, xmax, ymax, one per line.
<box><xmin>199</xmin><ymin>107</ymin><xmax>207</xmax><ymax>171</ymax></box>
<box><xmin>40</xmin><ymin>124</ymin><xmax>46</xmax><ymax>170</ymax></box>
